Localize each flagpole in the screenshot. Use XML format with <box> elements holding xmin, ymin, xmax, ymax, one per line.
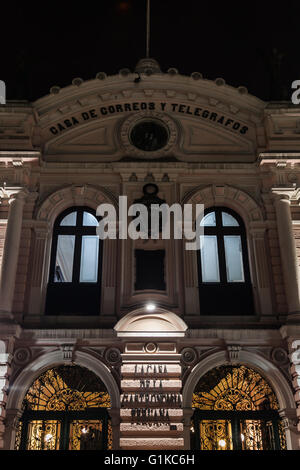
<box><xmin>146</xmin><ymin>0</ymin><xmax>150</xmax><ymax>58</ymax></box>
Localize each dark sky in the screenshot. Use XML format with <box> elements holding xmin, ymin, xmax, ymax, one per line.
<box><xmin>1</xmin><ymin>0</ymin><xmax>300</xmax><ymax>102</ymax></box>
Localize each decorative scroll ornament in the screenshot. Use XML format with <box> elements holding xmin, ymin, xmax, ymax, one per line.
<box><xmin>105</xmin><ymin>347</ymin><xmax>121</xmax><ymax>365</ymax></box>
<box><xmin>13</xmin><ymin>347</ymin><xmax>31</xmax><ymax>365</ymax></box>
<box><xmin>145</xmin><ymin>342</ymin><xmax>157</xmax><ymax>353</ymax></box>
<box><xmin>271</xmin><ymin>347</ymin><xmax>289</xmax><ymax>365</ymax></box>
<box><xmin>181</xmin><ymin>347</ymin><xmax>197</xmax><ymax>365</ymax></box>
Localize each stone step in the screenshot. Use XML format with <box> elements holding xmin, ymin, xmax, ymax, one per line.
<box><xmin>120</xmin><ymin>422</ymin><xmax>183</xmax><ymax>437</ymax></box>
<box><xmin>120</xmin><ymin>437</ymin><xmax>184</xmax><ymax>450</ymax></box>
<box><xmin>121</xmin><ymin>379</ymin><xmax>181</xmax><ymax>392</ymax></box>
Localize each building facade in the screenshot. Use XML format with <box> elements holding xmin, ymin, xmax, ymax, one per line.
<box><xmin>0</xmin><ymin>58</ymin><xmax>300</xmax><ymax>451</ymax></box>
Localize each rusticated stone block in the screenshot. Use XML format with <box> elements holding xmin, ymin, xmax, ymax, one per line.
<box><xmin>120</xmin><ymin>437</ymin><xmax>184</xmax><ymax>450</ymax></box>
<box><xmin>121</xmin><ymin>379</ymin><xmax>181</xmax><ymax>391</ymax></box>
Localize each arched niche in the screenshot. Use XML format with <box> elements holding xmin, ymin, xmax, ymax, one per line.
<box><xmin>28</xmin><ymin>184</ymin><xmax>119</xmax><ymax>317</ymax></box>
<box><xmin>182</xmin><ymin>350</ymin><xmax>297</xmax><ymax>450</ymax></box>
<box><xmin>5</xmin><ymin>350</ymin><xmax>120</xmax><ymax>450</ymax></box>
<box><xmin>180</xmin><ymin>184</ymin><xmax>272</xmax><ymax>317</ymax></box>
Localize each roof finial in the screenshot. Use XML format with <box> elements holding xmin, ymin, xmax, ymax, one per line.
<box><xmin>146</xmin><ymin>0</ymin><xmax>151</xmax><ymax>58</ymax></box>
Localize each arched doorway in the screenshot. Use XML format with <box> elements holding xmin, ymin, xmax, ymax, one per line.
<box><xmin>190</xmin><ymin>365</ymin><xmax>287</xmax><ymax>450</ymax></box>
<box><xmin>15</xmin><ymin>365</ymin><xmax>112</xmax><ymax>450</ymax></box>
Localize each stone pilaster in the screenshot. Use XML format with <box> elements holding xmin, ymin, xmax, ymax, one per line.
<box><xmin>0</xmin><ymin>190</ymin><xmax>28</xmax><ymax>316</ymax></box>
<box><xmin>28</xmin><ymin>224</ymin><xmax>50</xmax><ymax>315</ymax></box>
<box><xmin>250</xmin><ymin>225</ymin><xmax>273</xmax><ymax>316</ymax></box>
<box><xmin>272</xmin><ymin>191</ymin><xmax>300</xmax><ymax>320</ymax></box>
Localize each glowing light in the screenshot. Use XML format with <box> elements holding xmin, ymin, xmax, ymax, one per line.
<box><xmin>241</xmin><ymin>433</ymin><xmax>245</xmax><ymax>442</ymax></box>
<box><xmin>81</xmin><ymin>427</ymin><xmax>88</xmax><ymax>434</ymax></box>
<box><xmin>44</xmin><ymin>433</ymin><xmax>53</xmax><ymax>442</ymax></box>
<box><xmin>146</xmin><ymin>303</ymin><xmax>155</xmax><ymax>312</ymax></box>
<box><xmin>219</xmin><ymin>439</ymin><xmax>226</xmax><ymax>448</ymax></box>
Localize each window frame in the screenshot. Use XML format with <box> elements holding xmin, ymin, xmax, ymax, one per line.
<box><xmin>48</xmin><ymin>206</ymin><xmax>102</xmax><ymax>286</ymax></box>
<box><xmin>197</xmin><ymin>207</ymin><xmax>251</xmax><ymax>286</ymax></box>
<box><xmin>197</xmin><ymin>207</ymin><xmax>254</xmax><ymax>315</ymax></box>
<box><xmin>45</xmin><ymin>206</ymin><xmax>103</xmax><ymax>316</ymax></box>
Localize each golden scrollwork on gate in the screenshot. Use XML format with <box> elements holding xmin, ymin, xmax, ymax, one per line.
<box><xmin>192</xmin><ymin>365</ymin><xmax>279</xmax><ymax>411</ymax></box>
<box><xmin>23</xmin><ymin>365</ymin><xmax>111</xmax><ymax>411</ymax></box>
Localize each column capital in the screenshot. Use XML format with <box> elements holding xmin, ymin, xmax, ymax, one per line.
<box><xmin>279</xmin><ymin>408</ymin><xmax>298</xmax><ymax>430</ymax></box>
<box><xmin>271</xmin><ymin>186</ymin><xmax>297</xmax><ymax>202</ymax></box>
<box><xmin>8</xmin><ymin>188</ymin><xmax>30</xmax><ymax>205</ymax></box>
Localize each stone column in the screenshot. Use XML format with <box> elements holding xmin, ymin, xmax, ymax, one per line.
<box><xmin>273</xmin><ymin>194</ymin><xmax>300</xmax><ymax>318</ymax></box>
<box><xmin>0</xmin><ymin>191</ymin><xmax>27</xmax><ymax>316</ymax></box>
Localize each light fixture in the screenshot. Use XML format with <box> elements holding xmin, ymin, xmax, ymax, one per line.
<box><xmin>146</xmin><ymin>303</ymin><xmax>155</xmax><ymax>312</ymax></box>
<box><xmin>218</xmin><ymin>439</ymin><xmax>226</xmax><ymax>448</ymax></box>
<box><xmin>81</xmin><ymin>427</ymin><xmax>88</xmax><ymax>434</ymax></box>
<box><xmin>44</xmin><ymin>433</ymin><xmax>53</xmax><ymax>442</ymax></box>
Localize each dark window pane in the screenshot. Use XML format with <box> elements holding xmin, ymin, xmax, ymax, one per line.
<box><xmin>135</xmin><ymin>249</ymin><xmax>166</xmax><ymax>290</ymax></box>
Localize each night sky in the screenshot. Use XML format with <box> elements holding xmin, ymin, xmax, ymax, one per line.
<box><xmin>1</xmin><ymin>0</ymin><xmax>300</xmax><ymax>102</ymax></box>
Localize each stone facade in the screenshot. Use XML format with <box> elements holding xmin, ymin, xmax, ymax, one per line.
<box><xmin>0</xmin><ymin>58</ymin><xmax>300</xmax><ymax>450</ymax></box>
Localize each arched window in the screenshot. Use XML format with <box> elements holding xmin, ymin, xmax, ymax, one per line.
<box><xmin>15</xmin><ymin>365</ymin><xmax>112</xmax><ymax>450</ymax></box>
<box><xmin>191</xmin><ymin>365</ymin><xmax>286</xmax><ymax>451</ymax></box>
<box><xmin>198</xmin><ymin>207</ymin><xmax>254</xmax><ymax>315</ymax></box>
<box><xmin>45</xmin><ymin>207</ymin><xmax>102</xmax><ymax>315</ymax></box>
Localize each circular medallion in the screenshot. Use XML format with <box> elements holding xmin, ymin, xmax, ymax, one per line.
<box><xmin>120</xmin><ymin>111</ymin><xmax>177</xmax><ymax>159</ymax></box>
<box><xmin>145</xmin><ymin>342</ymin><xmax>157</xmax><ymax>354</ymax></box>
<box><xmin>130</xmin><ymin>120</ymin><xmax>169</xmax><ymax>152</ymax></box>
